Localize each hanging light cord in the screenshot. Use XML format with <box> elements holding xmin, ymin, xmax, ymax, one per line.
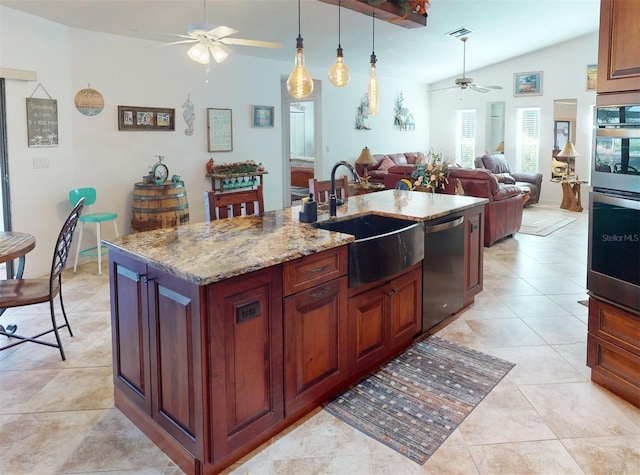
<box><xmin>296</xmin><ymin>0</ymin><xmax>303</xmax><ymax>48</ymax></box>
<box><xmin>338</xmin><ymin>0</ymin><xmax>342</xmax><ymax>48</ymax></box>
<box><xmin>370</xmin><ymin>12</ymin><xmax>376</xmax><ymax>64</ymax></box>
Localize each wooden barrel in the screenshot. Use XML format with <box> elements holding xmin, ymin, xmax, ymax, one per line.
<box><xmin>131</xmin><ymin>181</ymin><xmax>189</xmax><ymax>233</ymax></box>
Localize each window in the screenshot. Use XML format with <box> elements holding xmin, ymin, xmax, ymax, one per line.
<box><xmin>516</xmin><ymin>108</ymin><xmax>540</xmax><ymax>172</ymax></box>
<box><xmin>455</xmin><ymin>110</ymin><xmax>476</xmax><ymax>167</ymax></box>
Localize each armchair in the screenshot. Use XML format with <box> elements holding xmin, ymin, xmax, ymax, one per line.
<box><xmin>474</xmin><ymin>154</ymin><xmax>543</xmax><ymax>205</ymax></box>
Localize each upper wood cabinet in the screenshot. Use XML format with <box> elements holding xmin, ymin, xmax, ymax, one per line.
<box><xmin>597</xmin><ymin>0</ymin><xmax>640</xmax><ymax>94</ymax></box>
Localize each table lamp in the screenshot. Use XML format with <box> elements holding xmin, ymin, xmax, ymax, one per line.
<box><xmin>495</xmin><ymin>141</ymin><xmax>504</xmax><ymax>153</ymax></box>
<box><xmin>557</xmin><ymin>141</ymin><xmax>579</xmax><ymax>177</ymax></box>
<box><xmin>356</xmin><ymin>147</ymin><xmax>376</xmax><ymax>184</ymax></box>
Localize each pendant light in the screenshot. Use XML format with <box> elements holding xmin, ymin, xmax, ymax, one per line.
<box><xmin>287</xmin><ymin>0</ymin><xmax>314</xmax><ymax>99</ymax></box>
<box><xmin>328</xmin><ymin>0</ymin><xmax>351</xmax><ymax>87</ymax></box>
<box><xmin>368</xmin><ymin>13</ymin><xmax>378</xmax><ymax>115</ymax></box>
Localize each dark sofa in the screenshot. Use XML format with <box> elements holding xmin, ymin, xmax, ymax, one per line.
<box><xmin>444</xmin><ymin>168</ymin><xmax>524</xmax><ymax>247</ymax></box>
<box><xmin>474</xmin><ymin>153</ymin><xmax>543</xmax><ymax>206</ymax></box>
<box><xmin>355</xmin><ymin>152</ymin><xmax>425</xmax><ymax>185</ymax></box>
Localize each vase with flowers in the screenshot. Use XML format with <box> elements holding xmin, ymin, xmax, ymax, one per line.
<box><xmin>411</xmin><ymin>150</ymin><xmax>450</xmax><ymax>192</ymax></box>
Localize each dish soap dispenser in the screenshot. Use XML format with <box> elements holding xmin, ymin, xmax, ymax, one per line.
<box><xmin>299</xmin><ymin>193</ymin><xmax>318</xmax><ymax>223</ymax></box>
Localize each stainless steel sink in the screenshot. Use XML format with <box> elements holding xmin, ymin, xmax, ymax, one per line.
<box><xmin>314</xmin><ymin>214</ymin><xmax>424</xmax><ymax>287</ymax></box>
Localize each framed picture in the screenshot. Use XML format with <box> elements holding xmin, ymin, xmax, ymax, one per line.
<box><xmin>513</xmin><ymin>71</ymin><xmax>543</xmax><ymax>96</ymax></box>
<box><xmin>117</xmin><ymin>106</ymin><xmax>175</xmax><ymax>131</ymax></box>
<box><xmin>251</xmin><ymin>105</ymin><xmax>274</xmax><ymax>128</ymax></box>
<box><xmin>586</xmin><ymin>64</ymin><xmax>597</xmax><ymax>91</ymax></box>
<box><xmin>208</xmin><ymin>108</ymin><xmax>233</xmax><ymax>152</ymax></box>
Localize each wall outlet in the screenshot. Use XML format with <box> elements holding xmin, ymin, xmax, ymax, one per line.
<box><xmin>33</xmin><ymin>157</ymin><xmax>49</xmax><ymax>169</ymax></box>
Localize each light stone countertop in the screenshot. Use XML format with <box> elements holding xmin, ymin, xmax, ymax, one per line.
<box><xmin>103</xmin><ymin>189</ymin><xmax>487</xmax><ymax>285</ymax></box>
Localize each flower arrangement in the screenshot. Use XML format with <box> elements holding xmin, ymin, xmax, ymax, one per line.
<box><xmin>411</xmin><ymin>151</ymin><xmax>450</xmax><ymax>191</ymax></box>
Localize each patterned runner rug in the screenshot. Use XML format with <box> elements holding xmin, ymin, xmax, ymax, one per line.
<box><xmin>323</xmin><ymin>336</ymin><xmax>514</xmax><ymax>465</ymax></box>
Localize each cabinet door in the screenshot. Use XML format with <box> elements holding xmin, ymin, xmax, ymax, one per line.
<box><xmin>208</xmin><ymin>266</ymin><xmax>284</xmax><ymax>461</ymax></box>
<box><xmin>348</xmin><ymin>284</ymin><xmax>388</xmax><ymax>377</ymax></box>
<box><xmin>147</xmin><ymin>267</ymin><xmax>204</xmax><ymax>457</ymax></box>
<box><xmin>597</xmin><ymin>0</ymin><xmax>640</xmax><ymax>94</ymax></box>
<box><xmin>388</xmin><ymin>266</ymin><xmax>422</xmax><ymax>353</ymax></box>
<box><xmin>109</xmin><ymin>251</ymin><xmax>151</xmax><ymax>415</ymax></box>
<box><xmin>284</xmin><ymin>277</ymin><xmax>348</xmax><ymax>416</ymax></box>
<box><xmin>464</xmin><ymin>210</ymin><xmax>483</xmax><ymax>306</ymax></box>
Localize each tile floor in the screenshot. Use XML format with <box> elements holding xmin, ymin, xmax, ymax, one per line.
<box><xmin>1</xmin><ymin>204</ymin><xmax>639</xmax><ymax>474</ymax></box>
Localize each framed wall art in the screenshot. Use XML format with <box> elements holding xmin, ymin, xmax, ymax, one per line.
<box><xmin>208</xmin><ymin>108</ymin><xmax>233</xmax><ymax>152</ymax></box>
<box><xmin>586</xmin><ymin>64</ymin><xmax>597</xmax><ymax>91</ymax></box>
<box><xmin>251</xmin><ymin>105</ymin><xmax>274</xmax><ymax>128</ymax></box>
<box><xmin>513</xmin><ymin>71</ymin><xmax>543</xmax><ymax>96</ymax></box>
<box><xmin>117</xmin><ymin>106</ymin><xmax>175</xmax><ymax>131</ymax></box>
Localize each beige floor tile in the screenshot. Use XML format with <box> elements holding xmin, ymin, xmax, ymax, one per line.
<box><xmin>0</xmin><ymin>368</ymin><xmax>59</xmax><ymax>413</ymax></box>
<box><xmin>271</xmin><ymin>454</ymin><xmax>375</xmax><ymax>474</ymax></box>
<box><xmin>469</xmin><ymin>439</ymin><xmax>585</xmax><ymax>475</ymax></box>
<box><xmin>519</xmin><ymin>382</ymin><xmax>640</xmax><ymax>439</ymax></box>
<box><xmin>465</xmin><ymin>318</ymin><xmax>547</xmax><ymax>348</ymax></box>
<box><xmin>488</xmin><ymin>345</ymin><xmax>588</xmax><ymax>386</ymax></box>
<box><xmin>504</xmin><ymin>294</ymin><xmax>573</xmax><ymax>318</ymax></box>
<box><xmin>23</xmin><ymin>366</ymin><xmax>114</xmax><ymax>412</ymax></box>
<box><xmin>418</xmin><ymin>445</ymin><xmax>480</xmax><ymax>475</ymax></box>
<box><xmin>0</xmin><ymin>410</ymin><xmax>103</xmax><ymax>475</ymax></box>
<box><xmin>551</xmin><ymin>343</ymin><xmax>592</xmax><ymax>380</ymax></box>
<box><xmin>457</xmin><ymin>385</ymin><xmax>556</xmax><ymax>445</ymax></box>
<box><xmin>521</xmin><ymin>315</ymin><xmax>587</xmax><ymax>345</ymax></box>
<box><xmin>525</xmin><ymin>277</ymin><xmax>588</xmax><ymax>295</ymax></box>
<box><xmin>58</xmin><ymin>408</ymin><xmax>173</xmax><ymax>473</ymax></box>
<box><xmin>484</xmin><ymin>277</ymin><xmax>543</xmax><ymax>297</ymax></box>
<box><xmin>561</xmin><ymin>435</ymin><xmax>640</xmax><ymax>474</ymax></box>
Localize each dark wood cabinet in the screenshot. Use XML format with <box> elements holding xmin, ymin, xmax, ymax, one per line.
<box><xmin>463</xmin><ymin>209</ymin><xmax>483</xmax><ymax>307</ymax></box>
<box><xmin>282</xmin><ymin>247</ymin><xmax>348</xmax><ymax>417</ymax></box>
<box><xmin>207</xmin><ymin>265</ymin><xmax>284</xmax><ymax>461</ymax></box>
<box><xmin>587</xmin><ymin>297</ymin><xmax>640</xmax><ymax>407</ymax></box>
<box><xmin>597</xmin><ymin>0</ymin><xmax>640</xmax><ymax>94</ymax></box>
<box><xmin>348</xmin><ymin>263</ymin><xmax>422</xmax><ymax>377</ymax></box>
<box><xmin>109</xmin><ymin>251</ymin><xmax>204</xmax><ymax>468</ymax></box>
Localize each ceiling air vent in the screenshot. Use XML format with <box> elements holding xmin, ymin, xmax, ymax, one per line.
<box><xmin>446</xmin><ymin>27</ymin><xmax>473</xmax><ymax>38</ymax></box>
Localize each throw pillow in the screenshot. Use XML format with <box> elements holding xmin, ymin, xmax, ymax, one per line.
<box><xmin>493</xmin><ymin>173</ymin><xmax>516</xmax><ymax>184</ymax></box>
<box><xmin>377</xmin><ymin>156</ymin><xmax>395</xmax><ymax>171</ymax></box>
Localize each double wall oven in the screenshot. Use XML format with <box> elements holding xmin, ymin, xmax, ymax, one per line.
<box><xmin>588</xmin><ymin>99</ymin><xmax>640</xmax><ymax>311</ymax></box>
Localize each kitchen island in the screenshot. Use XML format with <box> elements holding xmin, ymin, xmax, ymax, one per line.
<box><xmin>104</xmin><ymin>190</ymin><xmax>487</xmax><ymax>474</ymax></box>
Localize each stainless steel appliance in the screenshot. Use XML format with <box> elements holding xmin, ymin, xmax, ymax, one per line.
<box><xmin>422</xmin><ymin>215</ymin><xmax>465</xmax><ymax>331</ymax></box>
<box><xmin>588</xmin><ymin>190</ymin><xmax>640</xmax><ymax>311</ymax></box>
<box><xmin>592</xmin><ymin>102</ymin><xmax>640</xmax><ymax>193</ymax></box>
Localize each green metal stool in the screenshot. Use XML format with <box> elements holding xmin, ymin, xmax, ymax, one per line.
<box><xmin>68</xmin><ymin>188</ymin><xmax>119</xmax><ymax>276</ymax></box>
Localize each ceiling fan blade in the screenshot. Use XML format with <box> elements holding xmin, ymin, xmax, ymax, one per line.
<box><xmin>221</xmin><ymin>37</ymin><xmax>282</xmax><ymax>49</ymax></box>
<box><xmin>129</xmin><ymin>28</ymin><xmax>194</xmax><ymax>40</ymax></box>
<box><xmin>470</xmin><ymin>86</ymin><xmax>489</xmax><ymax>93</ymax></box>
<box><xmin>442</xmin><ymin>86</ymin><xmax>462</xmax><ymax>94</ymax></box>
<box><xmin>427</xmin><ymin>85</ymin><xmax>458</xmax><ymax>93</ymax></box>
<box><xmin>476</xmin><ymin>84</ymin><xmax>503</xmax><ymax>90</ymax></box>
<box><xmin>153</xmin><ymin>39</ymin><xmax>198</xmax><ymax>47</ymax></box>
<box><xmin>207</xmin><ymin>25</ymin><xmax>238</xmax><ymax>38</ymax></box>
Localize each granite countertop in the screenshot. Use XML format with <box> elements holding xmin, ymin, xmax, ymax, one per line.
<box><xmin>104</xmin><ymin>189</ymin><xmax>487</xmax><ymax>286</ymax></box>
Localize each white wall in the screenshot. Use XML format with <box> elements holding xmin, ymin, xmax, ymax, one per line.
<box><xmin>428</xmin><ymin>32</ymin><xmax>599</xmax><ymax>206</ymax></box>
<box><xmin>0</xmin><ymin>6</ymin><xmax>430</xmax><ymax>276</ymax></box>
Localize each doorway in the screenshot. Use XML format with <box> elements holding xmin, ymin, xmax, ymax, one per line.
<box><xmin>0</xmin><ymin>78</ymin><xmax>14</xmax><ymax>278</ymax></box>
<box><xmin>280</xmin><ymin>79</ymin><xmax>322</xmax><ymax>208</ymax></box>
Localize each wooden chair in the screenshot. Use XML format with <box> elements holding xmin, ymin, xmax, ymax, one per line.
<box><xmin>0</xmin><ymin>197</ymin><xmax>85</xmax><ymax>361</ymax></box>
<box><xmin>204</xmin><ymin>186</ymin><xmax>264</xmax><ymax>221</ymax></box>
<box><xmin>309</xmin><ymin>176</ymin><xmax>349</xmax><ymax>203</ymax></box>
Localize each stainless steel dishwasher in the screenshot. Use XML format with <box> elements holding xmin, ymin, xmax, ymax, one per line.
<box><xmin>422</xmin><ymin>215</ymin><xmax>465</xmax><ymax>332</ymax></box>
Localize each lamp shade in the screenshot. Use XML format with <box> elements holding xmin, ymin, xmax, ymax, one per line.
<box><xmin>495</xmin><ymin>141</ymin><xmax>504</xmax><ymax>153</ymax></box>
<box><xmin>557</xmin><ymin>141</ymin><xmax>580</xmax><ymax>157</ymax></box>
<box><xmin>356</xmin><ymin>146</ymin><xmax>376</xmax><ymax>165</ymax></box>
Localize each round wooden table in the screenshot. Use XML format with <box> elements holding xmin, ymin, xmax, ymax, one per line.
<box><xmin>0</xmin><ymin>231</ymin><xmax>36</xmax><ymax>332</ymax></box>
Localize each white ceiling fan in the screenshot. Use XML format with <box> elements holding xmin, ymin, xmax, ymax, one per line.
<box><xmin>429</xmin><ymin>37</ymin><xmax>502</xmax><ymax>94</ymax></box>
<box><xmin>155</xmin><ymin>0</ymin><xmax>282</xmax><ymax>65</ymax></box>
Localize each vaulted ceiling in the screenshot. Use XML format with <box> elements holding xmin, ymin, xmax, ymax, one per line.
<box><xmin>0</xmin><ymin>0</ymin><xmax>600</xmax><ymax>84</ymax></box>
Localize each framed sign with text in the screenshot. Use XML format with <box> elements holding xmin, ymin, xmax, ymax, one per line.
<box><xmin>207</xmin><ymin>108</ymin><xmax>233</xmax><ymax>152</ymax></box>
<box><xmin>26</xmin><ymin>97</ymin><xmax>58</xmax><ymax>147</ymax></box>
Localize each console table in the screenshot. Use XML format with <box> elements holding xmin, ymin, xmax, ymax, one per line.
<box><xmin>551</xmin><ymin>177</ymin><xmax>587</xmax><ymax>212</ymax></box>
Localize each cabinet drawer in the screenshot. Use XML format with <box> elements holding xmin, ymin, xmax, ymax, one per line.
<box><xmin>283</xmin><ymin>247</ymin><xmax>347</xmax><ymax>296</ymax></box>
<box><xmin>588</xmin><ymin>298</ymin><xmax>640</xmax><ymax>356</ymax></box>
<box><xmin>587</xmin><ymin>333</ymin><xmax>640</xmax><ymax>407</ymax></box>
